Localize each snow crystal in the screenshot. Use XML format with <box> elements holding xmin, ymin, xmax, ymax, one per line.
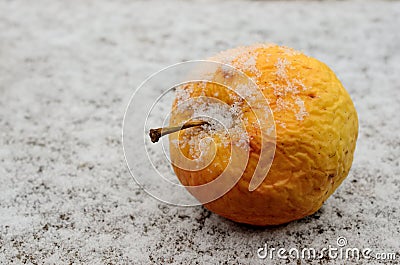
<box><xmin>276</xmin><ymin>97</ymin><xmax>293</xmax><ymax>112</ymax></box>
<box><xmin>294</xmin><ymin>97</ymin><xmax>308</xmax><ymax>121</ymax></box>
<box><xmin>280</xmin><ymin>46</ymin><xmax>303</xmax><ymax>56</ymax></box>
<box><xmin>175</xmin><ymin>83</ymin><xmax>193</xmax><ymax>103</ymax></box>
<box><xmin>270</xmin><ymin>56</ymin><xmax>309</xmax><ymax>121</ymax></box>
<box><xmin>275</xmin><ymin>58</ymin><xmax>290</xmax><ymax>78</ymax></box>
<box><xmin>234</xmin><ymin>83</ymin><xmax>257</xmax><ymax>104</ymax></box>
<box><xmin>236</xmin><ymin>53</ymin><xmax>260</xmax><ymax>77</ymax></box>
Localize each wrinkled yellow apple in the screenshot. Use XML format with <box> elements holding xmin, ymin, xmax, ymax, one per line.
<box><xmin>169</xmin><ymin>44</ymin><xmax>358</xmax><ymax>225</ymax></box>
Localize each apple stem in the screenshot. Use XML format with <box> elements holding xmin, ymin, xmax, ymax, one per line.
<box><xmin>149</xmin><ymin>120</ymin><xmax>209</xmax><ymax>143</ymax></box>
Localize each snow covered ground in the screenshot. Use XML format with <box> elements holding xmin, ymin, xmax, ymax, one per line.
<box><xmin>0</xmin><ymin>0</ymin><xmax>399</xmax><ymax>264</ymax></box>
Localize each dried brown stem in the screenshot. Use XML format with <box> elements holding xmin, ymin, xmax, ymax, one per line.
<box><xmin>149</xmin><ymin>120</ymin><xmax>209</xmax><ymax>143</ymax></box>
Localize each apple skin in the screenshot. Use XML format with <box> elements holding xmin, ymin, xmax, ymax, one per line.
<box><xmin>169</xmin><ymin>44</ymin><xmax>358</xmax><ymax>226</ymax></box>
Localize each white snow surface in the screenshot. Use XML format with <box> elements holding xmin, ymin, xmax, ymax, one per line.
<box><xmin>0</xmin><ymin>0</ymin><xmax>399</xmax><ymax>264</ymax></box>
